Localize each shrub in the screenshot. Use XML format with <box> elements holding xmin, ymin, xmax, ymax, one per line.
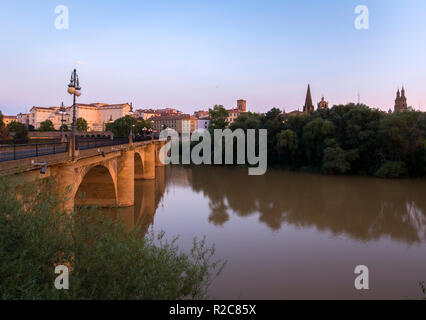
<box><xmin>375</xmin><ymin>161</ymin><xmax>408</xmax><ymax>178</ymax></box>
<box><xmin>0</xmin><ymin>176</ymin><xmax>225</xmax><ymax>299</ymax></box>
<box><xmin>39</xmin><ymin>120</ymin><xmax>55</xmax><ymax>132</ymax></box>
<box><xmin>322</xmin><ymin>146</ymin><xmax>350</xmax><ymax>174</ymax></box>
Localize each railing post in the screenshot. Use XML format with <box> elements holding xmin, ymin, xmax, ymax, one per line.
<box><xmin>36</xmin><ymin>144</ymin><xmax>38</xmax><ymax>157</ymax></box>
<box><xmin>13</xmin><ymin>144</ymin><xmax>16</xmax><ymax>160</ymax></box>
<box><xmin>54</xmin><ymin>143</ymin><xmax>56</xmax><ymax>154</ymax></box>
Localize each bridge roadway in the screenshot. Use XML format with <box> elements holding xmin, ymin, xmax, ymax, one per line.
<box><xmin>0</xmin><ymin>139</ymin><xmax>167</xmax><ymax>212</ymax></box>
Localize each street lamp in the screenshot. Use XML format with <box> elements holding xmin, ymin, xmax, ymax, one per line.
<box><xmin>59</xmin><ymin>102</ymin><xmax>66</xmax><ymax>141</ymax></box>
<box><xmin>67</xmin><ymin>69</ymin><xmax>82</xmax><ymax>159</ymax></box>
<box><xmin>129</xmin><ymin>109</ymin><xmax>135</xmax><ymax>143</ymax></box>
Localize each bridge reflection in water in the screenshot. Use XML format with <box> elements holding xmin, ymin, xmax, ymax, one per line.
<box><xmin>88</xmin><ymin>165</ymin><xmax>426</xmax><ymax>299</ymax></box>
<box><xmin>98</xmin><ymin>166</ymin><xmax>171</xmax><ymax>237</ymax></box>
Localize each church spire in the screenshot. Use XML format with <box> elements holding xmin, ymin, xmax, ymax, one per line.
<box><xmin>303</xmin><ymin>84</ymin><xmax>314</xmax><ymax>113</ymax></box>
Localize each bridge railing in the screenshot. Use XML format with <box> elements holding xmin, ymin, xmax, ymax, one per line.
<box><xmin>77</xmin><ymin>137</ymin><xmax>130</xmax><ymax>150</ymax></box>
<box><xmin>133</xmin><ymin>135</ymin><xmax>154</xmax><ymax>142</ymax></box>
<box><xmin>0</xmin><ymin>141</ymin><xmax>69</xmax><ymax>162</ymax></box>
<box><xmin>0</xmin><ymin>136</ymin><xmax>159</xmax><ymax>163</ymax></box>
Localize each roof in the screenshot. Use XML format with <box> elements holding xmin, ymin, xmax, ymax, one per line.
<box><xmin>151</xmin><ymin>114</ymin><xmax>197</xmax><ymax>121</ymax></box>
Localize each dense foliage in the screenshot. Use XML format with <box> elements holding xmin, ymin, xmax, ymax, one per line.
<box><xmin>0</xmin><ymin>176</ymin><xmax>224</xmax><ymax>299</ymax></box>
<box><xmin>105</xmin><ymin>115</ymin><xmax>151</xmax><ymax>137</ymax></box>
<box><xmin>228</xmin><ymin>104</ymin><xmax>426</xmax><ymax>178</ymax></box>
<box><xmin>6</xmin><ymin>121</ymin><xmax>28</xmax><ymax>143</ymax></box>
<box><xmin>39</xmin><ymin>120</ymin><xmax>55</xmax><ymax>132</ymax></box>
<box><xmin>208</xmin><ymin>105</ymin><xmax>229</xmax><ymax>132</ymax></box>
<box><xmin>76</xmin><ymin>117</ymin><xmax>88</xmax><ymax>132</ymax></box>
<box><xmin>0</xmin><ymin>111</ymin><xmax>8</xmax><ymax>139</ymax></box>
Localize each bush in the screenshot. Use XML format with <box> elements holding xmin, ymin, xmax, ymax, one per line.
<box><xmin>39</xmin><ymin>120</ymin><xmax>55</xmax><ymax>132</ymax></box>
<box><xmin>322</xmin><ymin>146</ymin><xmax>350</xmax><ymax>174</ymax></box>
<box><xmin>375</xmin><ymin>161</ymin><xmax>408</xmax><ymax>178</ymax></box>
<box><xmin>6</xmin><ymin>121</ymin><xmax>28</xmax><ymax>143</ymax></box>
<box><xmin>0</xmin><ymin>176</ymin><xmax>225</xmax><ymax>299</ymax></box>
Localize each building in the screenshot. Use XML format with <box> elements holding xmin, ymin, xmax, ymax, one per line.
<box><xmin>2</xmin><ymin>115</ymin><xmax>17</xmax><ymax>126</ymax></box>
<box><xmin>29</xmin><ymin>103</ymin><xmax>132</xmax><ymax>131</ymax></box>
<box><xmin>317</xmin><ymin>96</ymin><xmax>329</xmax><ymax>110</ymax></box>
<box><xmin>17</xmin><ymin>113</ymin><xmax>30</xmax><ymax>126</ymax></box>
<box><xmin>194</xmin><ymin>110</ymin><xmax>209</xmax><ymax>119</ymax></box>
<box><xmin>151</xmin><ymin>114</ymin><xmax>197</xmax><ymax>136</ymax></box>
<box><xmin>197</xmin><ymin>116</ymin><xmax>210</xmax><ymax>131</ymax></box>
<box><xmin>237</xmin><ymin>99</ymin><xmax>247</xmax><ymax>112</ymax></box>
<box><xmin>134</xmin><ymin>107</ymin><xmax>182</xmax><ymax>120</ymax></box>
<box><xmin>303</xmin><ymin>84</ymin><xmax>314</xmax><ymax>113</ymax></box>
<box><xmin>227</xmin><ymin>99</ymin><xmax>248</xmax><ymax>124</ymax></box>
<box><xmin>134</xmin><ymin>109</ymin><xmax>161</xmax><ymax>121</ymax></box>
<box><xmin>29</xmin><ymin>106</ymin><xmax>66</xmax><ymax>130</ymax></box>
<box><xmin>394</xmin><ymin>87</ymin><xmax>408</xmax><ymax>112</ymax></box>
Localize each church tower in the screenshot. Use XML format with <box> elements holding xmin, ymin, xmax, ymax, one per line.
<box><xmin>317</xmin><ymin>96</ymin><xmax>329</xmax><ymax>110</ymax></box>
<box><xmin>303</xmin><ymin>84</ymin><xmax>314</xmax><ymax>113</ymax></box>
<box><xmin>394</xmin><ymin>87</ymin><xmax>408</xmax><ymax>112</ymax></box>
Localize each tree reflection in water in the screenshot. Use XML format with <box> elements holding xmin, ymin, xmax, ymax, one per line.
<box><xmin>104</xmin><ymin>165</ymin><xmax>426</xmax><ymax>244</ymax></box>
<box><xmin>186</xmin><ymin>166</ymin><xmax>426</xmax><ymax>244</ymax></box>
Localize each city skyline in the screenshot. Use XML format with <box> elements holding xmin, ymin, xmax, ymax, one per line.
<box><xmin>1</xmin><ymin>0</ymin><xmax>426</xmax><ymax>115</ymax></box>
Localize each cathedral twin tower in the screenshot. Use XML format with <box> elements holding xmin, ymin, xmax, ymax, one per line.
<box><xmin>394</xmin><ymin>87</ymin><xmax>408</xmax><ymax>112</ymax></box>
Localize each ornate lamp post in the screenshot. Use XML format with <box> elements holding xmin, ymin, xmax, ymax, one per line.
<box><xmin>67</xmin><ymin>69</ymin><xmax>82</xmax><ymax>159</ymax></box>
<box><xmin>59</xmin><ymin>102</ymin><xmax>66</xmax><ymax>142</ymax></box>
<box><xmin>128</xmin><ymin>110</ymin><xmax>134</xmax><ymax>143</ymax></box>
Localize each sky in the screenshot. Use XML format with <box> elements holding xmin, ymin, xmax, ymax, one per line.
<box><xmin>1</xmin><ymin>0</ymin><xmax>426</xmax><ymax>115</ymax></box>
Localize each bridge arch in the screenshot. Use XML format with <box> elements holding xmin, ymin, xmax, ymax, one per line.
<box><xmin>134</xmin><ymin>151</ymin><xmax>144</xmax><ymax>179</ymax></box>
<box><xmin>74</xmin><ymin>164</ymin><xmax>118</xmax><ymax>207</ymax></box>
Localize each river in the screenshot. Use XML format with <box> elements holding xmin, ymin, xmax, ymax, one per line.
<box><xmin>103</xmin><ymin>165</ymin><xmax>426</xmax><ymax>299</ymax></box>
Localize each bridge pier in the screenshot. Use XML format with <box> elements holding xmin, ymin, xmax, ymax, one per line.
<box><xmin>141</xmin><ymin>144</ymin><xmax>155</xmax><ymax>180</ymax></box>
<box><xmin>116</xmin><ymin>149</ymin><xmax>134</xmax><ymax>207</ymax></box>
<box><xmin>155</xmin><ymin>140</ymin><xmax>166</xmax><ymax>167</ymax></box>
<box><xmin>55</xmin><ymin>166</ymin><xmax>78</xmax><ymax>213</ymax></box>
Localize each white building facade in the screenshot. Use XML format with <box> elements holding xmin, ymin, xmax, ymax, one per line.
<box><xmin>29</xmin><ymin>103</ymin><xmax>131</xmax><ymax>131</ymax></box>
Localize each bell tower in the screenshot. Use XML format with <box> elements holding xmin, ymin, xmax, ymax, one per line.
<box><xmin>394</xmin><ymin>87</ymin><xmax>408</xmax><ymax>112</ymax></box>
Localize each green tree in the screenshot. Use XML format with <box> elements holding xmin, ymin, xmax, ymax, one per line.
<box><xmin>276</xmin><ymin>129</ymin><xmax>298</xmax><ymax>163</ymax></box>
<box><xmin>229</xmin><ymin>112</ymin><xmax>261</xmax><ymax>131</ymax></box>
<box><xmin>134</xmin><ymin>119</ymin><xmax>152</xmax><ymax>135</ymax></box>
<box><xmin>322</xmin><ymin>141</ymin><xmax>351</xmax><ymax>174</ymax></box>
<box><xmin>39</xmin><ymin>120</ymin><xmax>55</xmax><ymax>132</ymax></box>
<box><xmin>0</xmin><ymin>175</ymin><xmax>225</xmax><ymax>299</ymax></box>
<box><xmin>208</xmin><ymin>105</ymin><xmax>229</xmax><ymax>132</ymax></box>
<box><xmin>7</xmin><ymin>121</ymin><xmax>28</xmax><ymax>143</ymax></box>
<box><xmin>106</xmin><ymin>115</ymin><xmax>134</xmax><ymax>137</ymax></box>
<box><xmin>375</xmin><ymin>161</ymin><xmax>408</xmax><ymax>178</ymax></box>
<box><xmin>0</xmin><ymin>112</ymin><xmax>9</xmax><ymax>139</ymax></box>
<box><xmin>60</xmin><ymin>124</ymin><xmax>69</xmax><ymax>131</ymax></box>
<box><xmin>302</xmin><ymin>118</ymin><xmax>335</xmax><ymax>166</ymax></box>
<box><xmin>76</xmin><ymin>118</ymin><xmax>88</xmax><ymax>132</ymax></box>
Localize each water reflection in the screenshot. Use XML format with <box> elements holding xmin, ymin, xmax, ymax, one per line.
<box><xmin>101</xmin><ymin>165</ymin><xmax>425</xmax><ymax>299</ymax></box>
<box><xmin>187</xmin><ymin>166</ymin><xmax>426</xmax><ymax>244</ymax></box>
<box><xmin>102</xmin><ymin>166</ymin><xmax>171</xmax><ymax>236</ymax></box>
<box><xmin>106</xmin><ymin>165</ymin><xmax>425</xmax><ymax>244</ymax></box>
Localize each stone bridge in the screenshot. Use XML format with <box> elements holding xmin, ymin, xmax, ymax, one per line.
<box><xmin>0</xmin><ymin>140</ymin><xmax>167</xmax><ymax>212</ymax></box>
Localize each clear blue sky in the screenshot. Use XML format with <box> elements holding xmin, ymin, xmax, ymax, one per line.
<box><xmin>1</xmin><ymin>0</ymin><xmax>426</xmax><ymax>115</ymax></box>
